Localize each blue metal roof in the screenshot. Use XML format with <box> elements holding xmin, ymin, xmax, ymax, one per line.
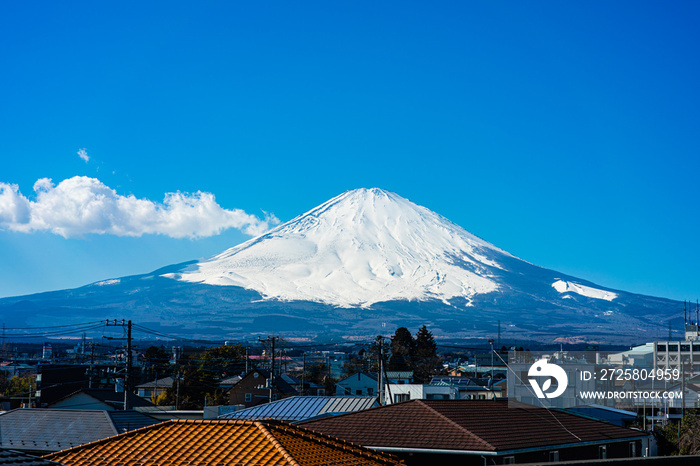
<box><xmin>219</xmin><ymin>396</ymin><xmax>377</xmax><ymax>422</ymax></box>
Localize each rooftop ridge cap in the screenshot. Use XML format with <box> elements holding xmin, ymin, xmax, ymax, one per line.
<box><xmin>416</xmin><ymin>400</ymin><xmax>496</xmax><ymax>451</ymax></box>
<box><xmin>254</xmin><ymin>421</ymin><xmax>301</xmax><ymax>466</ymax></box>
<box><xmin>103</xmin><ymin>410</ymin><xmax>119</xmax><ymax>436</ymax></box>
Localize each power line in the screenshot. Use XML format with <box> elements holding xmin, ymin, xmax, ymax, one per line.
<box><xmin>0</xmin><ymin>321</ymin><xmax>104</xmax><ymax>330</ymax></box>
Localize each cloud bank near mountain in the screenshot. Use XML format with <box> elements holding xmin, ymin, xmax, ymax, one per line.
<box><xmin>0</xmin><ymin>176</ymin><xmax>276</xmax><ymax>239</ymax></box>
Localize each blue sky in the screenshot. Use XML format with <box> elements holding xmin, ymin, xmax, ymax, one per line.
<box><xmin>1</xmin><ymin>1</ymin><xmax>698</xmax><ymax>302</ymax></box>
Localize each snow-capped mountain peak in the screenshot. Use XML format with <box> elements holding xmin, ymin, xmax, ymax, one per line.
<box><xmin>169</xmin><ymin>188</ymin><xmax>510</xmax><ymax>307</ymax></box>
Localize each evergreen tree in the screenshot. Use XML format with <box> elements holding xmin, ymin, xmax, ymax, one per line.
<box><xmin>413</xmin><ymin>325</ymin><xmax>442</xmax><ymax>382</ymax></box>
<box><xmin>388</xmin><ymin>327</ymin><xmax>415</xmax><ymax>371</ymax></box>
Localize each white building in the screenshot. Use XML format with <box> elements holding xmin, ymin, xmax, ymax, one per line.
<box><xmin>654</xmin><ymin>322</ymin><xmax>700</xmax><ymax>376</ymax></box>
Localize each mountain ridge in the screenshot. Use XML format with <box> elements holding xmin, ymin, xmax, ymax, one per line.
<box><xmin>0</xmin><ymin>188</ymin><xmax>684</xmax><ymax>344</ymax></box>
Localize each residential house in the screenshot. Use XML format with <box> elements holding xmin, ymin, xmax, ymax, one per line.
<box><xmin>0</xmin><ymin>409</ymin><xmax>160</xmax><ymax>455</ymax></box>
<box><xmin>300</xmin><ymin>399</ymin><xmax>652</xmax><ymax>465</ymax></box>
<box><xmin>135</xmin><ymin>376</ymin><xmax>174</xmax><ymax>400</ymax></box>
<box><xmin>383</xmin><ymin>378</ymin><xmax>505</xmax><ymax>404</ymax></box>
<box><xmin>565</xmin><ymin>404</ymin><xmax>638</xmax><ymax>428</ymax></box>
<box><xmin>280</xmin><ymin>374</ymin><xmax>326</xmax><ymax>396</ymax></box>
<box><xmin>219</xmin><ymin>395</ymin><xmax>377</xmax><ymax>422</ymax></box>
<box><xmin>218</xmin><ymin>375</ymin><xmax>242</xmax><ymax>392</ymax></box>
<box><xmin>335</xmin><ymin>372</ymin><xmax>377</xmax><ymax>397</ymax></box>
<box><xmin>430</xmin><ymin>376</ymin><xmax>506</xmax><ymax>400</ymax></box>
<box><xmin>45</xmin><ymin>419</ymin><xmax>402</xmax><ymax>466</ymax></box>
<box><xmin>37</xmin><ymin>364</ymin><xmax>117</xmax><ymax>407</ymax></box>
<box><xmin>385</xmin><ymin>371</ymin><xmax>413</xmax><ymax>384</ymax></box>
<box><xmin>46</xmin><ymin>389</ymin><xmax>154</xmax><ymax>411</ymax></box>
<box><xmin>227</xmin><ymin>369</ymin><xmax>297</xmax><ymax>408</ymax></box>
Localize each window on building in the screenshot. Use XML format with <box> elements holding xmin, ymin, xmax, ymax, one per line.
<box><xmin>394</xmin><ymin>393</ymin><xmax>410</xmax><ymax>403</ymax></box>
<box><xmin>657</xmin><ymin>345</ymin><xmax>666</xmax><ymax>351</ymax></box>
<box><xmin>669</xmin><ymin>345</ymin><xmax>678</xmax><ymax>352</ymax></box>
<box><xmin>549</xmin><ymin>451</ymin><xmax>559</xmax><ymax>462</ymax></box>
<box><xmin>318</xmin><ymin>388</ymin><xmax>325</xmax><ymax>396</ymax></box>
<box><xmin>503</xmin><ymin>456</ymin><xmax>515</xmax><ymax>464</ymax></box>
<box><xmin>681</xmin><ymin>344</ymin><xmax>690</xmax><ymax>352</ymax></box>
<box><xmin>345</xmin><ymin>387</ymin><xmax>351</xmax><ymax>395</ymax></box>
<box><xmin>629</xmin><ymin>442</ymin><xmax>636</xmax><ymax>457</ymax></box>
<box><xmin>478</xmin><ymin>394</ymin><xmax>486</xmax><ymax>400</ymax></box>
<box><xmin>598</xmin><ymin>445</ymin><xmax>607</xmax><ymax>459</ymax></box>
<box><xmin>367</xmin><ymin>387</ymin><xmax>373</xmax><ymax>395</ymax></box>
<box><xmin>356</xmin><ymin>389</ymin><xmax>362</xmax><ymax>395</ymax></box>
<box><xmin>245</xmin><ymin>393</ymin><xmax>252</xmax><ymax>403</ymax></box>
<box><xmin>693</xmin><ymin>345</ymin><xmax>700</xmax><ymax>352</ymax></box>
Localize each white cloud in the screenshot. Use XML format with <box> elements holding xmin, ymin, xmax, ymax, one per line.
<box><xmin>77</xmin><ymin>148</ymin><xmax>90</xmax><ymax>163</ymax></box>
<box><xmin>0</xmin><ymin>176</ymin><xmax>278</xmax><ymax>239</ymax></box>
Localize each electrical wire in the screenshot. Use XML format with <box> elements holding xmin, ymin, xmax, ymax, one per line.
<box><xmin>0</xmin><ymin>321</ymin><xmax>105</xmax><ymax>330</ymax></box>
<box><xmin>1</xmin><ymin>323</ymin><xmax>106</xmax><ymax>339</ymax></box>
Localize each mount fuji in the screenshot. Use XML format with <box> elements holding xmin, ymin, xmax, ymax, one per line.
<box><xmin>0</xmin><ymin>188</ymin><xmax>682</xmax><ymax>344</ymax></box>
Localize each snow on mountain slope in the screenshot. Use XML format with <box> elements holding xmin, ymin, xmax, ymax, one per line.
<box><xmin>552</xmin><ymin>279</ymin><xmax>618</xmax><ymax>301</ymax></box>
<box><xmin>169</xmin><ymin>188</ymin><xmax>513</xmax><ymax>307</ymax></box>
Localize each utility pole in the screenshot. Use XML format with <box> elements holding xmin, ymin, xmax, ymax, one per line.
<box><xmin>258</xmin><ymin>336</ymin><xmax>279</xmax><ymax>403</ymax></box>
<box><xmin>377</xmin><ymin>336</ymin><xmax>385</xmax><ymax>405</ymax></box>
<box><xmin>88</xmin><ymin>342</ymin><xmax>96</xmax><ymax>388</ymax></box>
<box><xmin>327</xmin><ymin>354</ymin><xmax>331</xmax><ymax>388</ymax></box>
<box><xmin>176</xmin><ymin>370</ymin><xmax>181</xmax><ymax>410</ymax></box>
<box><xmin>105</xmin><ymin>319</ymin><xmax>133</xmax><ymax>410</ymax></box>
<box><xmin>301</xmin><ymin>352</ymin><xmax>306</xmax><ymax>396</ymax></box>
<box><xmin>488</xmin><ymin>339</ymin><xmax>495</xmax><ymax>394</ymax></box>
<box><xmin>125</xmin><ymin>320</ymin><xmax>132</xmax><ymax>409</ymax></box>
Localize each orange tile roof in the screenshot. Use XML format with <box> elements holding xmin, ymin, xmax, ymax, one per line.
<box><xmin>43</xmin><ymin>419</ymin><xmax>402</xmax><ymax>466</ymax></box>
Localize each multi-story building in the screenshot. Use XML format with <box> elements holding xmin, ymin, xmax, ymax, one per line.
<box><xmin>654</xmin><ymin>316</ymin><xmax>700</xmax><ymax>377</ymax></box>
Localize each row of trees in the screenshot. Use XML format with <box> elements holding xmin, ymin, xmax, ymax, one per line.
<box><xmin>375</xmin><ymin>325</ymin><xmax>442</xmax><ymax>383</ymax></box>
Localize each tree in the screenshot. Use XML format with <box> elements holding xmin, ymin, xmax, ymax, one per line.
<box><xmin>413</xmin><ymin>325</ymin><xmax>442</xmax><ymax>383</ymax></box>
<box><xmin>142</xmin><ymin>345</ymin><xmax>170</xmax><ymax>381</ymax></box>
<box><xmin>679</xmin><ymin>414</ymin><xmax>700</xmax><ymax>455</ymax></box>
<box><xmin>199</xmin><ymin>344</ymin><xmax>245</xmax><ymax>378</ymax></box>
<box><xmin>165</xmin><ymin>344</ymin><xmax>245</xmax><ymax>409</ymax></box>
<box><xmin>388</xmin><ymin>327</ymin><xmax>415</xmax><ymax>371</ymax></box>
<box><xmin>342</xmin><ymin>353</ymin><xmax>367</xmax><ymax>377</ymax></box>
<box><xmin>0</xmin><ymin>374</ymin><xmax>34</xmax><ymax>397</ymax></box>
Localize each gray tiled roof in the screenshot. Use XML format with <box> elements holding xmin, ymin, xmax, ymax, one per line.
<box><xmin>219</xmin><ymin>396</ymin><xmax>377</xmax><ymax>422</ymax></box>
<box><xmin>135</xmin><ymin>377</ymin><xmax>174</xmax><ymax>390</ymax></box>
<box><xmin>107</xmin><ymin>411</ymin><xmax>161</xmax><ymax>434</ymax></box>
<box><xmin>0</xmin><ymin>449</ymin><xmax>64</xmax><ymax>466</ymax></box>
<box><xmin>0</xmin><ymin>409</ymin><xmax>159</xmax><ymax>453</ymax></box>
<box><xmin>48</xmin><ymin>389</ymin><xmax>154</xmax><ymax>409</ymax></box>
